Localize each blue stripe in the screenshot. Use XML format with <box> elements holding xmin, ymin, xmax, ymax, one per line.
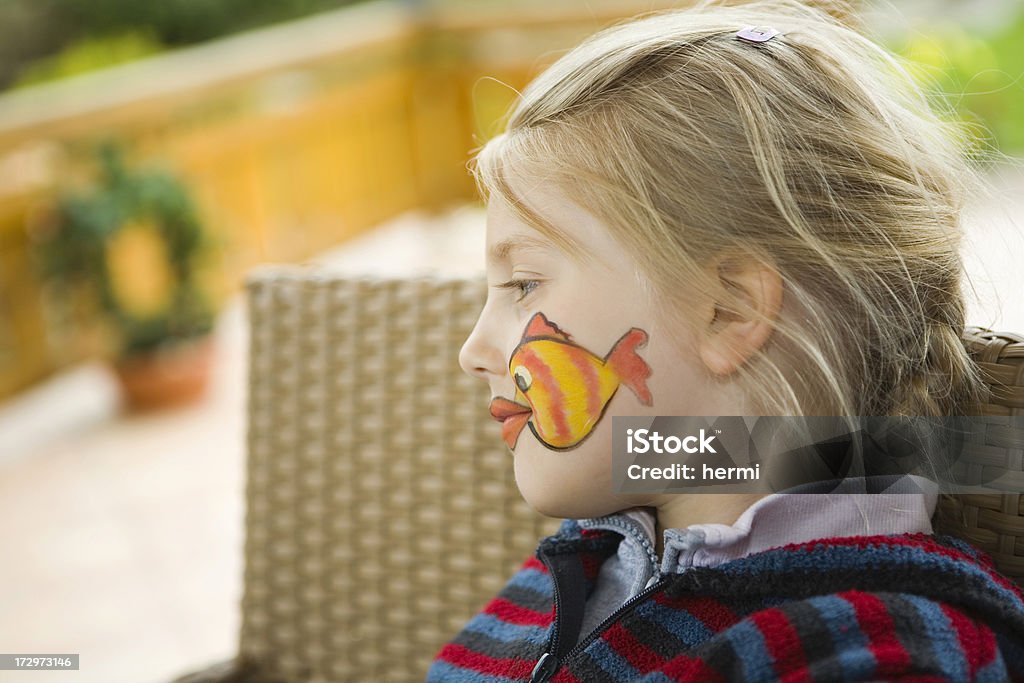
<box><xmin>463</xmin><ymin>613</ymin><xmax>549</xmax><ymax>645</ymax></box>
<box><xmin>425</xmin><ymin>659</ymin><xmax>522</xmax><ymax>683</ymax></box>
<box><xmin>557</xmin><ymin>518</ymin><xmax>582</xmax><ymax>536</ymax></box>
<box><xmin>720</xmin><ymin>544</ymin><xmax>1024</xmax><ymax>610</ymax></box>
<box><xmin>976</xmin><ymin>655</ymin><xmax>1009</xmax><ymax>683</ymax></box>
<box><xmin>804</xmin><ymin>595</ymin><xmax>874</xmax><ymax>681</ymax></box>
<box><xmin>507</xmin><ymin>567</ymin><xmax>552</xmax><ymax>596</ymax></box>
<box><xmin>632</xmin><ymin>672</ymin><xmax>677</xmax><ymax>683</ymax></box>
<box><xmin>724</xmin><ymin>618</ymin><xmax>776</xmax><ymax>682</ymax></box>
<box><xmin>586</xmin><ymin>635</ymin><xmax>643</xmax><ymax>679</ymax></box>
<box><xmin>633</xmin><ymin>599</ymin><xmax>712</xmax><ymax>648</ymax></box>
<box><xmin>900</xmin><ymin>594</ymin><xmax>967</xmax><ymax>680</ymax></box>
<box><xmin>940</xmin><ymin>535</ymin><xmax>992</xmax><ymax>563</ymax></box>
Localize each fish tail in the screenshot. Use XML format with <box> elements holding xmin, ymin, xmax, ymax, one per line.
<box><xmin>606</xmin><ymin>328</ymin><xmax>653</xmax><ymax>406</ymax></box>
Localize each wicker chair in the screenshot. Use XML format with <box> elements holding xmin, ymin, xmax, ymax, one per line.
<box><xmin>173</xmin><ymin>267</ymin><xmax>1024</xmax><ymax>683</ymax></box>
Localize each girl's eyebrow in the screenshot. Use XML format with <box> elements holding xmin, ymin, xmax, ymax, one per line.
<box><xmin>488</xmin><ymin>234</ymin><xmax>553</xmax><ymax>264</ymax></box>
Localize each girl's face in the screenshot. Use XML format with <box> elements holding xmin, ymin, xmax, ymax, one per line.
<box><xmin>459</xmin><ymin>179</ymin><xmax>730</xmax><ymax>519</ymax></box>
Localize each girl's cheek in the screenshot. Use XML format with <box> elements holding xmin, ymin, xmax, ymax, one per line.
<box><xmin>508</xmin><ymin>312</ymin><xmax>653</xmax><ymax>452</ymax></box>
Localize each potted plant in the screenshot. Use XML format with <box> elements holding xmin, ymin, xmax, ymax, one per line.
<box><xmin>34</xmin><ymin>142</ymin><xmax>220</xmax><ymax>411</ymax></box>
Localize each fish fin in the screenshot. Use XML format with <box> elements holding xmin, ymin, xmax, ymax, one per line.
<box><xmin>606</xmin><ymin>328</ymin><xmax>653</xmax><ymax>406</ymax></box>
<box><xmin>523</xmin><ymin>312</ymin><xmax>572</xmax><ymax>341</ymax></box>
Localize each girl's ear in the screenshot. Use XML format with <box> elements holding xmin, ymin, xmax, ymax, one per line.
<box><xmin>696</xmin><ymin>254</ymin><xmax>783</xmax><ymax>376</ymax></box>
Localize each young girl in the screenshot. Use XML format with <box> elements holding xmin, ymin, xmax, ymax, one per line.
<box><xmin>427</xmin><ymin>0</ymin><xmax>1024</xmax><ymax>680</ymax></box>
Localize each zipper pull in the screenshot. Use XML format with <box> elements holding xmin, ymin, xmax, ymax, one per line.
<box><xmin>529</xmin><ymin>651</ymin><xmax>558</xmax><ymax>683</ymax></box>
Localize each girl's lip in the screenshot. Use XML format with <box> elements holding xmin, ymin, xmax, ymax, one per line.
<box><xmin>489</xmin><ymin>397</ymin><xmax>532</xmax><ymax>449</ymax></box>
<box><xmin>489</xmin><ymin>396</ymin><xmax>531</xmax><ymax>420</ymax></box>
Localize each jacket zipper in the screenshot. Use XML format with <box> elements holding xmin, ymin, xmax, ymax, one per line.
<box><xmin>577</xmin><ymin>514</ymin><xmax>660</xmax><ymax>572</ymax></box>
<box><xmin>530</xmin><ymin>550</ymin><xmax>564</xmax><ymax>683</ymax></box>
<box><xmin>529</xmin><ymin>572</ymin><xmax>671</xmax><ymax>683</ymax></box>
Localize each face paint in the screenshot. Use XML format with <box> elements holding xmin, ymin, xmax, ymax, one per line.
<box><xmin>489</xmin><ymin>312</ymin><xmax>653</xmax><ymax>450</ymax></box>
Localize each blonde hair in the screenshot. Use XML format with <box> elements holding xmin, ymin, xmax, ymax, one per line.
<box><xmin>471</xmin><ymin>0</ymin><xmax>992</xmax><ymax>418</ymax></box>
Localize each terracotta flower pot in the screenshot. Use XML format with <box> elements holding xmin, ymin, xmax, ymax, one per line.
<box><xmin>112</xmin><ymin>334</ymin><xmax>216</xmax><ymax>412</ymax></box>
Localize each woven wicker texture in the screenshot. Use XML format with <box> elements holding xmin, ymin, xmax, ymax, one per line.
<box><xmin>238</xmin><ymin>269</ymin><xmax>1024</xmax><ymax>682</ymax></box>
<box><xmin>935</xmin><ymin>327</ymin><xmax>1024</xmax><ymax>583</ymax></box>
<box><xmin>241</xmin><ymin>268</ymin><xmax>561</xmax><ymax>683</ymax></box>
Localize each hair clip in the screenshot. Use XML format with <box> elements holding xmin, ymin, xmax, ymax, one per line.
<box><xmin>735</xmin><ymin>26</ymin><xmax>781</xmax><ymax>43</ymax></box>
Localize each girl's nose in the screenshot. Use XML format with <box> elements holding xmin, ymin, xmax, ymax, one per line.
<box><xmin>459</xmin><ymin>310</ymin><xmax>506</xmax><ymax>382</ymax></box>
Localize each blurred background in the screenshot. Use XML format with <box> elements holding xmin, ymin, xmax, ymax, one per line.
<box><xmin>0</xmin><ymin>0</ymin><xmax>1021</xmax><ymax>681</ymax></box>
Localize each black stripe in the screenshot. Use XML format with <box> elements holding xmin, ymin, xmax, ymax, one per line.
<box><xmin>876</xmin><ymin>593</ymin><xmax>944</xmax><ymax>674</ymax></box>
<box><xmin>565</xmin><ymin>650</ymin><xmax>619</xmax><ymax>683</ymax></box>
<box><xmin>540</xmin><ymin>531</ymin><xmax>620</xmax><ymax>557</ymax></box>
<box><xmin>995</xmin><ymin>631</ymin><xmax>1024</xmax><ymax>674</ymax></box>
<box><xmin>621</xmin><ymin>609</ymin><xmax>693</xmax><ymax>659</ymax></box>
<box><xmin>498</xmin><ymin>584</ymin><xmax>553</xmax><ymax>614</ymax></box>
<box><xmin>451</xmin><ymin>628</ymin><xmax>546</xmax><ymax>661</ymax></box>
<box><xmin>690</xmin><ymin>631</ymin><xmax>746</xmax><ymax>680</ymax></box>
<box><xmin>779</xmin><ymin>597</ymin><xmax>844</xmax><ymax>680</ymax></box>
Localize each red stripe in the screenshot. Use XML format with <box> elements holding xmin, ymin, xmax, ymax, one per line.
<box><xmin>523</xmin><ymin>555</ymin><xmax>547</xmax><ymax>573</ymax></box>
<box><xmin>660</xmin><ymin>654</ymin><xmax>727</xmax><ymax>682</ymax></box>
<box><xmin>522</xmin><ymin>347</ymin><xmax>571</xmax><ymax>440</ymax></box>
<box><xmin>785</xmin><ymin>534</ymin><xmax>961</xmax><ymax>557</ymax></box>
<box><xmin>579</xmin><ymin>529</ymin><xmax>615</xmax><ymax>580</ymax></box>
<box><xmin>483</xmin><ymin>597</ymin><xmax>554</xmax><ymax>627</ymax></box>
<box><xmin>653</xmin><ymin>594</ymin><xmax>740</xmax><ymax>634</ymax></box>
<box><xmin>551</xmin><ymin>669</ymin><xmax>586</xmax><ymax>683</ymax></box>
<box><xmin>842</xmin><ymin>591</ymin><xmax>911</xmax><ymax>676</ymax></box>
<box><xmin>604</xmin><ymin>620</ymin><xmax>665</xmax><ymax>674</ymax></box>
<box><xmin>977</xmin><ymin>616</ymin><xmax>999</xmax><ymax>667</ymax></box>
<box><xmin>566</xmin><ymin>348</ymin><xmax>602</xmax><ymax>419</ymax></box>
<box><xmin>787</xmin><ymin>534</ymin><xmax>978</xmax><ymax>565</ymax></box>
<box><xmin>748</xmin><ymin>607</ymin><xmax>812</xmax><ymax>682</ymax></box>
<box><xmin>436</xmin><ymin>643</ymin><xmax>535</xmax><ymax>677</ymax></box>
<box><xmin>580</xmin><ymin>552</ymin><xmax>604</xmax><ymax>582</ymax></box>
<box><xmin>940</xmin><ymin>603</ymin><xmax>999</xmax><ymax>675</ymax></box>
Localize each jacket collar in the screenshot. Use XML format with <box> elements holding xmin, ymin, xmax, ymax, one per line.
<box><xmin>540</xmin><ymin>499</ymin><xmax>1024</xmax><ymax>634</ymax></box>
<box><xmin>547</xmin><ymin>475</ymin><xmax>938</xmax><ymax>578</ymax></box>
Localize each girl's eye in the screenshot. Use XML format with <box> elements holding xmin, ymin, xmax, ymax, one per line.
<box><xmin>497</xmin><ymin>278</ymin><xmax>541</xmax><ymax>302</ymax></box>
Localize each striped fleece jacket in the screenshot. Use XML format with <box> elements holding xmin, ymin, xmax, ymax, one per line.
<box><xmin>427</xmin><ymin>521</ymin><xmax>1024</xmax><ymax>682</ymax></box>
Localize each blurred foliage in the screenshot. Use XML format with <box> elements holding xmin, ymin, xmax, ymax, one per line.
<box><xmin>888</xmin><ymin>8</ymin><xmax>1024</xmax><ymax>154</ymax></box>
<box><xmin>0</xmin><ymin>0</ymin><xmax>372</xmax><ymax>90</ymax></box>
<box><xmin>33</xmin><ymin>143</ymin><xmax>219</xmax><ymax>358</ymax></box>
<box><xmin>13</xmin><ymin>30</ymin><xmax>164</xmax><ymax>89</ymax></box>
<box><xmin>3</xmin><ymin>0</ymin><xmax>1021</xmax><ymax>157</ymax></box>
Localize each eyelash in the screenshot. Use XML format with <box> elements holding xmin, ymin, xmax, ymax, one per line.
<box><xmin>497</xmin><ymin>278</ymin><xmax>541</xmax><ymax>302</ymax></box>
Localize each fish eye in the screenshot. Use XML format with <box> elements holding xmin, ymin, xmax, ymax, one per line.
<box><xmin>513</xmin><ymin>366</ymin><xmax>532</xmax><ymax>393</ymax></box>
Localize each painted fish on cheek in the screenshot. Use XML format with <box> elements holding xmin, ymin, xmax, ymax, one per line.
<box><xmin>489</xmin><ymin>312</ymin><xmax>653</xmax><ymax>450</ymax></box>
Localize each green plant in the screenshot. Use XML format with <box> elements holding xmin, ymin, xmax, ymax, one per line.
<box><xmin>887</xmin><ymin>10</ymin><xmax>1024</xmax><ymax>155</ymax></box>
<box><xmin>13</xmin><ymin>30</ymin><xmax>165</xmax><ymax>89</ymax></box>
<box><xmin>35</xmin><ymin>143</ymin><xmax>218</xmax><ymax>359</ymax></box>
<box><xmin>1</xmin><ymin>0</ymin><xmax>373</xmax><ymax>90</ymax></box>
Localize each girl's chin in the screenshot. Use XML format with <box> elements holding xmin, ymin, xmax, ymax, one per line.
<box><xmin>516</xmin><ymin>478</ymin><xmax>610</xmax><ymax>519</ymax></box>
<box><xmin>511</xmin><ymin>440</ymin><xmax>620</xmax><ymax>517</ymax></box>
<box><xmin>521</xmin><ymin>494</ymin><xmax>578</xmax><ymax>520</ymax></box>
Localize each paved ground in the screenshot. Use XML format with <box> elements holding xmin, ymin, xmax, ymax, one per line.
<box><xmin>0</xmin><ymin>206</ymin><xmax>487</xmax><ymax>683</ymax></box>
